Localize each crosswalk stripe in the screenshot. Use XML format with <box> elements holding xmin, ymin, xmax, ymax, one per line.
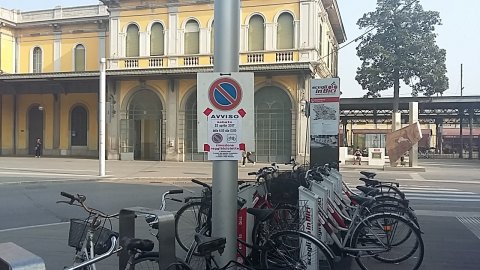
<box><xmin>407</xmin><ymin>197</ymin><xmax>480</xmax><ymax>202</ymax></box>
<box><xmin>403</xmin><ymin>190</ymin><xmax>475</xmax><ymax>195</ymax></box>
<box><xmin>345</xmin><ymin>183</ymin><xmax>480</xmax><ymax>202</ymax></box>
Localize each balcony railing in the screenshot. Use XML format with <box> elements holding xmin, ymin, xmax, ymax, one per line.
<box><xmin>107</xmin><ymin>50</ymin><xmax>300</xmax><ymax>70</ymax></box>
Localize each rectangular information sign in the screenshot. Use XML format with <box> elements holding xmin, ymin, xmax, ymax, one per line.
<box><xmin>310</xmin><ymin>78</ymin><xmax>340</xmax><ymax>167</ymax></box>
<box><xmin>207</xmin><ymin>112</ymin><xmax>243</xmax><ymax>160</ymax></box>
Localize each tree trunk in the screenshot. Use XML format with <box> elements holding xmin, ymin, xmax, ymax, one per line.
<box><xmin>393</xmin><ymin>68</ymin><xmax>400</xmax><ymax>113</ymax></box>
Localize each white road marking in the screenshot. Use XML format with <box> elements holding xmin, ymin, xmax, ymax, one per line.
<box><xmin>0</xmin><ymin>222</ymin><xmax>68</xmax><ymax>233</ymax></box>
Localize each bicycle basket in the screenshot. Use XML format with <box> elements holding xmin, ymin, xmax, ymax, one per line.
<box><xmin>68</xmin><ymin>218</ymin><xmax>118</xmax><ymax>255</ymax></box>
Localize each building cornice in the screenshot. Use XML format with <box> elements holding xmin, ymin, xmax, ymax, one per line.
<box><xmin>321</xmin><ymin>0</ymin><xmax>346</xmax><ymax>44</ymax></box>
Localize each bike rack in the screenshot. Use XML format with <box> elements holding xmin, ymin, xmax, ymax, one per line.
<box><xmin>0</xmin><ymin>242</ymin><xmax>46</xmax><ymax>270</ymax></box>
<box><xmin>119</xmin><ymin>207</ymin><xmax>175</xmax><ymax>270</ymax></box>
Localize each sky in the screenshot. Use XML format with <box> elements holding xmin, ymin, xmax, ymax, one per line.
<box><xmin>1</xmin><ymin>0</ymin><xmax>478</xmax><ymax>98</ymax></box>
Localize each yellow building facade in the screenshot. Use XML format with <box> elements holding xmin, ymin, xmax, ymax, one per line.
<box><xmin>0</xmin><ymin>0</ymin><xmax>346</xmax><ymax>162</ymax></box>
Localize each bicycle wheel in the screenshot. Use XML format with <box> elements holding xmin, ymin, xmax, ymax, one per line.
<box><xmin>374</xmin><ymin>184</ymin><xmax>405</xmax><ymax>200</ymax></box>
<box><xmin>251</xmin><ymin>203</ymin><xmax>299</xmax><ymax>245</ymax></box>
<box><xmin>131</xmin><ymin>252</ymin><xmax>159</xmax><ymax>270</ymax></box>
<box><xmin>262</xmin><ymin>230</ymin><xmax>334</xmax><ymax>270</ymax></box>
<box><xmin>132</xmin><ymin>253</ymin><xmax>192</xmax><ymax>270</ymax></box>
<box><xmin>351</xmin><ymin>213</ymin><xmax>424</xmax><ymax>270</ymax></box>
<box><xmin>175</xmin><ymin>201</ymin><xmax>210</xmax><ymax>253</ymax></box>
<box><xmin>368</xmin><ymin>203</ymin><xmax>419</xmax><ymax>228</ymax></box>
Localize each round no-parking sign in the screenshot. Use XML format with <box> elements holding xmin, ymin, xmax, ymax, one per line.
<box><xmin>208</xmin><ymin>77</ymin><xmax>243</xmax><ymax>111</ymax></box>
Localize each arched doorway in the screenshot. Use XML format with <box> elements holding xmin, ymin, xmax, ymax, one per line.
<box><xmin>184</xmin><ymin>91</ymin><xmax>207</xmax><ymax>161</ymax></box>
<box><xmin>122</xmin><ymin>90</ymin><xmax>163</xmax><ymax>161</ymax></box>
<box><xmin>28</xmin><ymin>106</ymin><xmax>44</xmax><ymax>155</ymax></box>
<box><xmin>255</xmin><ymin>86</ymin><xmax>292</xmax><ymax>163</ymax></box>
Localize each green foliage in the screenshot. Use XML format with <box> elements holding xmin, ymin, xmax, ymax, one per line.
<box><xmin>355</xmin><ymin>0</ymin><xmax>448</xmax><ymax>98</ymax></box>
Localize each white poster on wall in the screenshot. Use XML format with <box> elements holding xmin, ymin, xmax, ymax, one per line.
<box><xmin>310</xmin><ymin>78</ymin><xmax>340</xmax><ymax>136</ymax></box>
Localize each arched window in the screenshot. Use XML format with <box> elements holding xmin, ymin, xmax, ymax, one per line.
<box><xmin>277</xmin><ymin>13</ymin><xmax>294</xmax><ymax>49</ymax></box>
<box><xmin>248</xmin><ymin>15</ymin><xmax>265</xmax><ymax>51</ymax></box>
<box><xmin>74</xmin><ymin>44</ymin><xmax>86</xmax><ymax>71</ymax></box>
<box><xmin>255</xmin><ymin>86</ymin><xmax>292</xmax><ymax>163</ymax></box>
<box><xmin>33</xmin><ymin>47</ymin><xmax>42</xmax><ymax>73</ymax></box>
<box><xmin>185</xmin><ymin>20</ymin><xmax>199</xmax><ymax>54</ymax></box>
<box><xmin>71</xmin><ymin>106</ymin><xmax>88</xmax><ymax>146</ymax></box>
<box><xmin>150</xmin><ymin>22</ymin><xmax>164</xmax><ymax>56</ymax></box>
<box><xmin>210</xmin><ymin>20</ymin><xmax>214</xmax><ymax>53</ymax></box>
<box><xmin>126</xmin><ymin>24</ymin><xmax>140</xmax><ymax>57</ymax></box>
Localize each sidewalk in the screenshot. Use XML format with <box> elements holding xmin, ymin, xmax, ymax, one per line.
<box><xmin>3</xmin><ymin>156</ymin><xmax>478</xmax><ymax>183</ymax></box>
<box><xmin>0</xmin><ymin>157</ymin><xmax>309</xmax><ymax>182</ymax></box>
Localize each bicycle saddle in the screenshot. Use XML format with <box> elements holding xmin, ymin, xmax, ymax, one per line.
<box><xmin>125</xmin><ymin>238</ymin><xmax>154</xmax><ymax>252</ymax></box>
<box><xmin>246</xmin><ymin>208</ymin><xmax>274</xmax><ymax>222</ymax></box>
<box><xmin>358</xmin><ymin>177</ymin><xmax>381</xmax><ymax>187</ymax></box>
<box><xmin>195</xmin><ymin>234</ymin><xmax>226</xmax><ymax>256</ymax></box>
<box><xmin>356</xmin><ymin>186</ymin><xmax>379</xmax><ymax>196</ymax></box>
<box><xmin>360</xmin><ymin>171</ymin><xmax>376</xmax><ymax>179</ymax></box>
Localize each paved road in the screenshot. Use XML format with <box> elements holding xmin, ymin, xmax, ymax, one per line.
<box><xmin>0</xmin><ymin>158</ymin><xmax>479</xmax><ymax>269</ymax></box>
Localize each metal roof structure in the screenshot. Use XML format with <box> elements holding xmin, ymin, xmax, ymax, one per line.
<box><xmin>340</xmin><ymin>96</ymin><xmax>480</xmax><ymax>124</ymax></box>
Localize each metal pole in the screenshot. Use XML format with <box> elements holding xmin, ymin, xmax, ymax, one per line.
<box><xmin>99</xmin><ymin>58</ymin><xmax>106</xmax><ymax>176</ymax></box>
<box><xmin>459</xmin><ymin>109</ymin><xmax>464</xmax><ymax>159</ymax></box>
<box><xmin>212</xmin><ymin>0</ymin><xmax>240</xmax><ymax>267</ymax></box>
<box><xmin>469</xmin><ymin>108</ymin><xmax>473</xmax><ymax>159</ymax></box>
<box><xmin>460</xmin><ymin>64</ymin><xmax>463</xmax><ymax>96</ymax></box>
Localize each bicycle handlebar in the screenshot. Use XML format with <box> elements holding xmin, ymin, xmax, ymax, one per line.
<box><xmin>191</xmin><ymin>179</ymin><xmax>211</xmax><ymax>190</ymax></box>
<box><xmin>60</xmin><ymin>191</ymin><xmax>76</xmax><ymax>201</ymax></box>
<box><xmin>58</xmin><ymin>192</ymin><xmax>118</xmax><ymax>219</ymax></box>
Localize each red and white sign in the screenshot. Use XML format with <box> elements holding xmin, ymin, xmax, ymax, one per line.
<box><xmin>310</xmin><ymin>78</ymin><xmax>340</xmax><ymax>136</ymax></box>
<box><xmin>197</xmin><ymin>73</ymin><xmax>254</xmax><ymax>160</ymax></box>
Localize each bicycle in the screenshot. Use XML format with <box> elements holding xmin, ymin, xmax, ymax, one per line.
<box><xmin>177</xmin><ymin>206</ymin><xmax>335</xmax><ymax>270</ymax></box>
<box><xmin>59</xmin><ymin>189</ymin><xmax>184</xmax><ymax>270</ymax></box>
<box><xmin>302</xmin><ymin>168</ymin><xmax>425</xmax><ymax>270</ymax></box>
<box><xmin>58</xmin><ymin>192</ymin><xmax>121</xmax><ymax>270</ymax></box>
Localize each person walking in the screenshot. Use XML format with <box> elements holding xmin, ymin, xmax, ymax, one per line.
<box><xmin>34</xmin><ymin>138</ymin><xmax>42</xmax><ymax>158</ymax></box>
<box><xmin>241</xmin><ymin>150</ymin><xmax>255</xmax><ymax>167</ymax></box>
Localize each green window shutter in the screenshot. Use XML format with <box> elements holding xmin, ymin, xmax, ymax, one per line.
<box><xmin>126</xmin><ymin>24</ymin><xmax>140</xmax><ymax>57</ymax></box>
<box><xmin>150</xmin><ymin>23</ymin><xmax>164</xmax><ymax>56</ymax></box>
<box><xmin>248</xmin><ymin>15</ymin><xmax>265</xmax><ymax>51</ymax></box>
<box><xmin>185</xmin><ymin>20</ymin><xmax>200</xmax><ymax>54</ymax></box>
<box><xmin>277</xmin><ymin>13</ymin><xmax>294</xmax><ymax>49</ymax></box>
<box><xmin>74</xmin><ymin>44</ymin><xmax>85</xmax><ymax>71</ymax></box>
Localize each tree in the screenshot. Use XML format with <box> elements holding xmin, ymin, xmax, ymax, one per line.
<box><xmin>355</xmin><ymin>0</ymin><xmax>448</xmax><ymax>112</ymax></box>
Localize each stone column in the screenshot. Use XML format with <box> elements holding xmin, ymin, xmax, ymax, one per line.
<box><xmin>409</xmin><ymin>102</ymin><xmax>418</xmax><ymax>167</ymax></box>
<box><xmin>165</xmin><ymin>79</ymin><xmax>179</xmax><ymax>161</ymax></box>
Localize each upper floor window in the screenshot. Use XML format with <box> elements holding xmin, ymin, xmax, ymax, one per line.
<box><xmin>248</xmin><ymin>15</ymin><xmax>265</xmax><ymax>51</ymax></box>
<box><xmin>126</xmin><ymin>24</ymin><xmax>140</xmax><ymax>57</ymax></box>
<box><xmin>74</xmin><ymin>44</ymin><xmax>86</xmax><ymax>71</ymax></box>
<box><xmin>150</xmin><ymin>22</ymin><xmax>165</xmax><ymax>56</ymax></box>
<box><xmin>32</xmin><ymin>47</ymin><xmax>42</xmax><ymax>73</ymax></box>
<box><xmin>277</xmin><ymin>13</ymin><xmax>294</xmax><ymax>49</ymax></box>
<box><xmin>185</xmin><ymin>20</ymin><xmax>200</xmax><ymax>54</ymax></box>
